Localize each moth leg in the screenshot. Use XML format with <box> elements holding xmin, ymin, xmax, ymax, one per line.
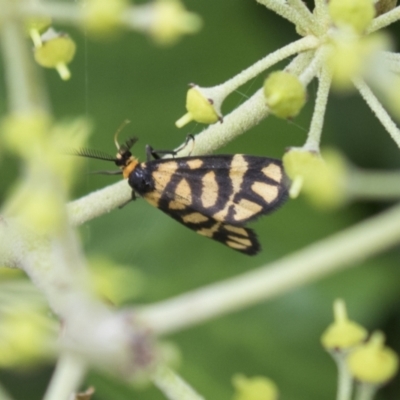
<box><xmin>181</xmin><ymin>134</ymin><xmax>195</xmax><ymax>156</ymax></box>
<box><xmin>118</xmin><ymin>190</ymin><xmax>136</xmax><ymax>209</ymax></box>
<box><xmin>146</xmin><ymin>135</ymin><xmax>195</xmax><ymax>161</ymax></box>
<box><xmin>146</xmin><ymin>145</ymin><xmax>161</xmax><ymax>161</ymax></box>
<box><xmin>173</xmin><ymin>134</ymin><xmax>195</xmax><ymax>155</ymax></box>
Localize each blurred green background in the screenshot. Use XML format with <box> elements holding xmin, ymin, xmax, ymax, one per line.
<box><xmin>1</xmin><ymin>0</ymin><xmax>400</xmax><ymax>399</ymax></box>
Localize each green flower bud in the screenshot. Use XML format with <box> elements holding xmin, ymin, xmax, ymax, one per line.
<box><xmin>263</xmin><ymin>71</ymin><xmax>306</xmax><ymax>119</ymax></box>
<box><xmin>329</xmin><ymin>0</ymin><xmax>375</xmax><ymax>33</ymax></box>
<box><xmin>328</xmin><ymin>31</ymin><xmax>390</xmax><ymax>91</ymax></box>
<box><xmin>150</xmin><ymin>0</ymin><xmax>202</xmax><ymax>46</ymax></box>
<box><xmin>88</xmin><ymin>256</ymin><xmax>144</xmax><ymax>305</ymax></box>
<box><xmin>283</xmin><ymin>148</ymin><xmax>347</xmax><ymax>209</ymax></box>
<box><xmin>232</xmin><ymin>375</ymin><xmax>278</xmax><ymax>400</ymax></box>
<box><xmin>348</xmin><ymin>332</ymin><xmax>398</xmax><ymax>384</ymax></box>
<box><xmin>2</xmin><ymin>112</ymin><xmax>51</xmax><ymax>158</ymax></box>
<box><xmin>0</xmin><ymin>306</ymin><xmax>55</xmax><ymax>367</ymax></box>
<box><xmin>321</xmin><ymin>299</ymin><xmax>367</xmax><ymax>350</ymax></box>
<box><xmin>34</xmin><ymin>30</ymin><xmax>76</xmax><ymax>80</ymax></box>
<box><xmin>83</xmin><ymin>0</ymin><xmax>127</xmax><ymax>37</ymax></box>
<box><xmin>176</xmin><ymin>86</ymin><xmax>220</xmax><ymax>127</ymax></box>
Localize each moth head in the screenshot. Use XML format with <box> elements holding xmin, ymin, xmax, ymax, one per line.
<box><xmin>113</xmin><ymin>120</ymin><xmax>139</xmax><ymax>170</ymax></box>
<box><xmin>70</xmin><ymin>120</ymin><xmax>139</xmax><ymax>175</ymax></box>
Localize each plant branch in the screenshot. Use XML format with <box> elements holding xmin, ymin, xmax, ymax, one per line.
<box><xmin>153</xmin><ymin>365</ymin><xmax>205</xmax><ymax>400</ymax></box>
<box><xmin>0</xmin><ymin>0</ymin><xmax>49</xmax><ymax>114</ymax></box>
<box><xmin>0</xmin><ymin>383</ymin><xmax>14</xmax><ymax>400</ymax></box>
<box><xmin>380</xmin><ymin>51</ymin><xmax>400</xmax><ymax>74</ymax></box>
<box><xmin>366</xmin><ymin>5</ymin><xmax>400</xmax><ymax>33</ymax></box>
<box><xmin>0</xmin><ymin>219</ymin><xmax>156</xmax><ymax>376</ymax></box>
<box><xmin>43</xmin><ymin>352</ymin><xmax>88</xmax><ymax>400</ymax></box>
<box><xmin>212</xmin><ymin>35</ymin><xmax>319</xmax><ymax>97</ymax></box>
<box><xmin>287</xmin><ymin>0</ymin><xmax>316</xmax><ymax>30</ymax></box>
<box><xmin>347</xmin><ymin>168</ymin><xmax>400</xmax><ymax>200</ymax></box>
<box><xmin>353</xmin><ymin>77</ymin><xmax>400</xmax><ymax>149</ymax></box>
<box><xmin>136</xmin><ymin>202</ymin><xmax>400</xmax><ymax>335</ymax></box>
<box><xmin>256</xmin><ymin>0</ymin><xmax>311</xmax><ymax>33</ymax></box>
<box><xmin>354</xmin><ymin>383</ymin><xmax>377</xmax><ymax>400</ymax></box>
<box><xmin>303</xmin><ymin>65</ymin><xmax>332</xmax><ymax>151</ymax></box>
<box><xmin>333</xmin><ymin>353</ymin><xmax>353</xmax><ymax>400</ymax></box>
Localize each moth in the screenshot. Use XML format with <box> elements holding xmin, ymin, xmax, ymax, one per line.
<box><xmin>77</xmin><ymin>135</ymin><xmax>289</xmax><ymax>255</ymax></box>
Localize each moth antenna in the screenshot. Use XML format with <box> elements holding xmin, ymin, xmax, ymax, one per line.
<box><xmin>67</xmin><ymin>147</ymin><xmax>117</xmax><ymax>162</ymax></box>
<box><xmin>114</xmin><ymin>119</ymin><xmax>131</xmax><ymax>150</ymax></box>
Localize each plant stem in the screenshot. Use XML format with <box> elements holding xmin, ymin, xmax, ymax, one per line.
<box><xmin>256</xmin><ymin>0</ymin><xmax>310</xmax><ymax>33</ymax></box>
<box><xmin>347</xmin><ymin>169</ymin><xmax>400</xmax><ymax>200</ymax></box>
<box><xmin>333</xmin><ymin>353</ymin><xmax>353</xmax><ymax>400</ymax></box>
<box><xmin>366</xmin><ymin>5</ymin><xmax>400</xmax><ymax>33</ymax></box>
<box><xmin>43</xmin><ymin>352</ymin><xmax>87</xmax><ymax>400</ymax></box>
<box><xmin>353</xmin><ymin>77</ymin><xmax>400</xmax><ymax>149</ymax></box>
<box><xmin>0</xmin><ymin>0</ymin><xmax>49</xmax><ymax>114</ymax></box>
<box><xmin>153</xmin><ymin>365</ymin><xmax>205</xmax><ymax>400</ymax></box>
<box><xmin>211</xmin><ymin>35</ymin><xmax>319</xmax><ymax>98</ymax></box>
<box><xmin>137</xmin><ymin>202</ymin><xmax>400</xmax><ymax>335</ymax></box>
<box><xmin>0</xmin><ymin>383</ymin><xmax>14</xmax><ymax>400</ymax></box>
<box><xmin>354</xmin><ymin>383</ymin><xmax>377</xmax><ymax>400</ymax></box>
<box><xmin>303</xmin><ymin>65</ymin><xmax>332</xmax><ymax>151</ymax></box>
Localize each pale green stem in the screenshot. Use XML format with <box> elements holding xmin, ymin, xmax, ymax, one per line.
<box><xmin>0</xmin><ymin>383</ymin><xmax>14</xmax><ymax>400</ymax></box>
<box><xmin>347</xmin><ymin>169</ymin><xmax>400</xmax><ymax>200</ymax></box>
<box><xmin>332</xmin><ymin>353</ymin><xmax>353</xmax><ymax>400</ymax></box>
<box><xmin>256</xmin><ymin>0</ymin><xmax>311</xmax><ymax>33</ymax></box>
<box><xmin>198</xmin><ymin>35</ymin><xmax>319</xmax><ymax>113</ymax></box>
<box><xmin>354</xmin><ymin>383</ymin><xmax>378</xmax><ymax>400</ymax></box>
<box><xmin>0</xmin><ymin>280</ymin><xmax>45</xmax><ymax>308</ymax></box>
<box><xmin>313</xmin><ymin>0</ymin><xmax>330</xmax><ymax>28</ymax></box>
<box><xmin>0</xmin><ymin>0</ymin><xmax>49</xmax><ymax>113</ymax></box>
<box><xmin>303</xmin><ymin>65</ymin><xmax>332</xmax><ymax>151</ymax></box>
<box><xmin>298</xmin><ymin>45</ymin><xmax>327</xmax><ymax>85</ymax></box>
<box><xmin>137</xmin><ymin>202</ymin><xmax>400</xmax><ymax>335</ymax></box>
<box><xmin>380</xmin><ymin>51</ymin><xmax>400</xmax><ymax>74</ymax></box>
<box><xmin>43</xmin><ymin>352</ymin><xmax>88</xmax><ymax>400</ymax></box>
<box><xmin>284</xmin><ymin>50</ymin><xmax>316</xmax><ymax>76</ymax></box>
<box><xmin>67</xmin><ymin>180</ymin><xmax>132</xmax><ymax>226</ymax></box>
<box><xmin>353</xmin><ymin>77</ymin><xmax>400</xmax><ymax>149</ymax></box>
<box><xmin>287</xmin><ymin>0</ymin><xmax>317</xmax><ymax>30</ymax></box>
<box><xmin>19</xmin><ymin>1</ymin><xmax>82</xmax><ymax>25</ymax></box>
<box><xmin>218</xmin><ymin>35</ymin><xmax>319</xmax><ymax>94</ymax></box>
<box><xmin>21</xmin><ymin>1</ymin><xmax>201</xmax><ymax>38</ymax></box>
<box><xmin>366</xmin><ymin>5</ymin><xmax>400</xmax><ymax>33</ymax></box>
<box><xmin>153</xmin><ymin>365</ymin><xmax>205</xmax><ymax>400</ymax></box>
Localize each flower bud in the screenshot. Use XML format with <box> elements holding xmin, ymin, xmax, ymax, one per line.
<box><xmin>83</xmin><ymin>0</ymin><xmax>127</xmax><ymax>37</ymax></box>
<box><xmin>348</xmin><ymin>331</ymin><xmax>398</xmax><ymax>384</ymax></box>
<box><xmin>176</xmin><ymin>85</ymin><xmax>221</xmax><ymax>127</ymax></box>
<box><xmin>321</xmin><ymin>299</ymin><xmax>367</xmax><ymax>350</ymax></box>
<box><xmin>34</xmin><ymin>29</ymin><xmax>76</xmax><ymax>80</ymax></box>
<box><xmin>232</xmin><ymin>375</ymin><xmax>278</xmax><ymax>400</ymax></box>
<box><xmin>329</xmin><ymin>0</ymin><xmax>375</xmax><ymax>33</ymax></box>
<box><xmin>263</xmin><ymin>71</ymin><xmax>306</xmax><ymax>119</ymax></box>
<box><xmin>283</xmin><ymin>148</ymin><xmax>347</xmax><ymax>209</ymax></box>
<box><xmin>150</xmin><ymin>0</ymin><xmax>202</xmax><ymax>45</ymax></box>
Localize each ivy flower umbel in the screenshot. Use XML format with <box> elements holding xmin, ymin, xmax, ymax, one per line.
<box><xmin>176</xmin><ymin>0</ymin><xmax>400</xmax><ymax>202</ymax></box>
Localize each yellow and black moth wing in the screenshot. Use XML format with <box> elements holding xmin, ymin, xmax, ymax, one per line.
<box><xmin>127</xmin><ymin>154</ymin><xmax>288</xmax><ymax>255</ymax></box>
